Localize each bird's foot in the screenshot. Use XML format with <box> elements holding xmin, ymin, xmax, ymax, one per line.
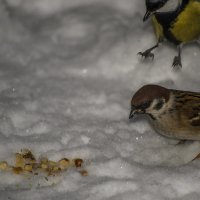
<box><xmin>172</xmin><ymin>56</ymin><xmax>182</xmax><ymax>69</ymax></box>
<box><xmin>138</xmin><ymin>50</ymin><xmax>154</xmax><ymax>60</ymax></box>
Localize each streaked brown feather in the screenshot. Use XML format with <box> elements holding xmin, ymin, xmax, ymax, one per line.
<box><xmin>172</xmin><ymin>90</ymin><xmax>200</xmax><ymax>127</ymax></box>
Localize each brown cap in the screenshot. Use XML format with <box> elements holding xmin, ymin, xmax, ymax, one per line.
<box><xmin>131</xmin><ymin>85</ymin><xmax>170</xmax><ymax>106</ymax></box>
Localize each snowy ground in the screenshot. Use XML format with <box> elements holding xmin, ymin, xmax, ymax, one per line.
<box><xmin>0</xmin><ymin>0</ymin><xmax>200</xmax><ymax>199</ymax></box>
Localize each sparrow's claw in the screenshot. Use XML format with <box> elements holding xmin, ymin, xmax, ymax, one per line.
<box><xmin>138</xmin><ymin>50</ymin><xmax>154</xmax><ymax>60</ymax></box>
<box><xmin>172</xmin><ymin>56</ymin><xmax>182</xmax><ymax>69</ymax></box>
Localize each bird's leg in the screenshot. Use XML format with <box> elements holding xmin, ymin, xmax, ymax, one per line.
<box><xmin>138</xmin><ymin>42</ymin><xmax>159</xmax><ymax>60</ymax></box>
<box><xmin>172</xmin><ymin>45</ymin><xmax>182</xmax><ymax>68</ymax></box>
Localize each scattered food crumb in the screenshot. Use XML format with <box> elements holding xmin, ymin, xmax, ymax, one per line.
<box><xmin>0</xmin><ymin>149</ymin><xmax>88</xmax><ymax>177</ymax></box>
<box><xmin>0</xmin><ymin>161</ymin><xmax>8</xmax><ymax>170</ymax></box>
<box><xmin>79</xmin><ymin>170</ymin><xmax>88</xmax><ymax>176</ymax></box>
<box><xmin>74</xmin><ymin>158</ymin><xmax>83</xmax><ymax>168</ymax></box>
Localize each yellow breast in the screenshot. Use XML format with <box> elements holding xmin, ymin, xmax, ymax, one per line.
<box><xmin>151</xmin><ymin>15</ymin><xmax>164</xmax><ymax>41</ymax></box>
<box><xmin>170</xmin><ymin>0</ymin><xmax>200</xmax><ymax>43</ymax></box>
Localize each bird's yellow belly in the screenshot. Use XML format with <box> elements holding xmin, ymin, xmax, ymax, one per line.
<box><xmin>152</xmin><ymin>15</ymin><xmax>164</xmax><ymax>41</ymax></box>
<box><xmin>170</xmin><ymin>1</ymin><xmax>200</xmax><ymax>43</ymax></box>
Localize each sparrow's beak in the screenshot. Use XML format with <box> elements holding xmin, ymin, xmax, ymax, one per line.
<box><xmin>129</xmin><ymin>109</ymin><xmax>138</xmax><ymax>119</ymax></box>
<box><xmin>143</xmin><ymin>10</ymin><xmax>152</xmax><ymax>21</ymax></box>
<box><xmin>129</xmin><ymin>107</ymin><xmax>145</xmax><ymax>119</ymax></box>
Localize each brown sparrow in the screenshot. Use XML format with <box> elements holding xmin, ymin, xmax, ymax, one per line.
<box><xmin>129</xmin><ymin>84</ymin><xmax>200</xmax><ymax>140</ymax></box>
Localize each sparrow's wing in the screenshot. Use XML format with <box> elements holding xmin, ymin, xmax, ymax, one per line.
<box><xmin>187</xmin><ymin>105</ymin><xmax>200</xmax><ymax>126</ymax></box>
<box><xmin>173</xmin><ymin>90</ymin><xmax>200</xmax><ymax>126</ymax></box>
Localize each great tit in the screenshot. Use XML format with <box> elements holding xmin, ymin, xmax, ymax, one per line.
<box><xmin>138</xmin><ymin>0</ymin><xmax>200</xmax><ymax>68</ymax></box>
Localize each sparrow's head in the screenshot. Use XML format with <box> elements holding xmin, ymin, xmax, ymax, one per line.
<box><xmin>143</xmin><ymin>0</ymin><xmax>169</xmax><ymax>21</ymax></box>
<box><xmin>129</xmin><ymin>85</ymin><xmax>170</xmax><ymax>120</ymax></box>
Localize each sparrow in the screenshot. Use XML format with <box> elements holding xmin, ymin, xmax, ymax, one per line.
<box><xmin>138</xmin><ymin>0</ymin><xmax>200</xmax><ymax>68</ymax></box>
<box><xmin>129</xmin><ymin>84</ymin><xmax>200</xmax><ymax>140</ymax></box>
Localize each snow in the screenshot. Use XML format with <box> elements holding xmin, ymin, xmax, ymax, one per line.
<box><xmin>0</xmin><ymin>0</ymin><xmax>200</xmax><ymax>199</ymax></box>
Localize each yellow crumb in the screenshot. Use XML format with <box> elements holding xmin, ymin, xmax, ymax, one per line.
<box><xmin>24</xmin><ymin>164</ymin><xmax>33</xmax><ymax>172</ymax></box>
<box><xmin>59</xmin><ymin>158</ymin><xmax>70</xmax><ymax>170</ymax></box>
<box><xmin>41</xmin><ymin>163</ymin><xmax>48</xmax><ymax>170</ymax></box>
<box><xmin>15</xmin><ymin>153</ymin><xmax>25</xmax><ymax>168</ymax></box>
<box><xmin>0</xmin><ymin>161</ymin><xmax>8</xmax><ymax>170</ymax></box>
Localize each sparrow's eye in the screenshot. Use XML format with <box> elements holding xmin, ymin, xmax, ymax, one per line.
<box><xmin>139</xmin><ymin>101</ymin><xmax>151</xmax><ymax>110</ymax></box>
<box><xmin>154</xmin><ymin>99</ymin><xmax>164</xmax><ymax>110</ymax></box>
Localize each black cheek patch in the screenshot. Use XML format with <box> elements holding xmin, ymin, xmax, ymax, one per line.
<box><xmin>154</xmin><ymin>99</ymin><xmax>164</xmax><ymax>110</ymax></box>
<box><xmin>191</xmin><ymin>119</ymin><xmax>200</xmax><ymax>126</ymax></box>
<box><xmin>148</xmin><ymin>113</ymin><xmax>156</xmax><ymax>120</ymax></box>
<box><xmin>138</xmin><ymin>101</ymin><xmax>151</xmax><ymax>110</ymax></box>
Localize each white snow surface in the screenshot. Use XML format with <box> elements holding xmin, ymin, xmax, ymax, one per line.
<box><xmin>0</xmin><ymin>0</ymin><xmax>200</xmax><ymax>199</ymax></box>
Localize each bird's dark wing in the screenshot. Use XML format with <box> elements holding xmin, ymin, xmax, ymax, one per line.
<box><xmin>173</xmin><ymin>90</ymin><xmax>200</xmax><ymax>126</ymax></box>
<box><xmin>187</xmin><ymin>105</ymin><xmax>200</xmax><ymax>126</ymax></box>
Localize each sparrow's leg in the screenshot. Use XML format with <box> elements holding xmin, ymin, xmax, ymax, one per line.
<box><xmin>172</xmin><ymin>45</ymin><xmax>182</xmax><ymax>68</ymax></box>
<box><xmin>138</xmin><ymin>43</ymin><xmax>159</xmax><ymax>60</ymax></box>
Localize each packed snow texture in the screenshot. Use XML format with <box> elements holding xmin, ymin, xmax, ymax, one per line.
<box><xmin>0</xmin><ymin>0</ymin><xmax>200</xmax><ymax>199</ymax></box>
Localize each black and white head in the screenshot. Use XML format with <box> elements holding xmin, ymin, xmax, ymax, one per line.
<box><xmin>129</xmin><ymin>85</ymin><xmax>170</xmax><ymax>120</ymax></box>
<box><xmin>143</xmin><ymin>0</ymin><xmax>180</xmax><ymax>21</ymax></box>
